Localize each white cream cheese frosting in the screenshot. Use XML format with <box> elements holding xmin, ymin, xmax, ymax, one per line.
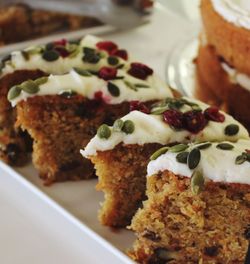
<box><xmin>211</xmin><ymin>0</ymin><xmax>250</xmax><ymax>30</ymax></box>
<box><xmin>82</xmin><ymin>97</ymin><xmax>249</xmax><ymax>157</ymax></box>
<box><xmin>9</xmin><ymin>68</ymin><xmax>172</xmax><ymax>106</ymax></box>
<box><xmin>221</xmin><ymin>62</ymin><xmax>250</xmax><ymax>92</ymax></box>
<box><xmin>1</xmin><ymin>35</ymin><xmax>129</xmax><ymax>76</ymax></box>
<box><xmin>147</xmin><ymin>139</ymin><xmax>250</xmax><ymax>185</ymax></box>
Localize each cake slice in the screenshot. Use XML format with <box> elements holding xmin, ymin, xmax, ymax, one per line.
<box><xmin>7</xmin><ymin>56</ymin><xmax>171</xmax><ymax>184</ymax></box>
<box><xmin>82</xmin><ymin>97</ymin><xmax>249</xmax><ymax>227</ymax></box>
<box><xmin>130</xmin><ymin>139</ymin><xmax>250</xmax><ymax>263</ymax></box>
<box><xmin>1</xmin><ymin>34</ymin><xmax>169</xmax><ymax>168</ymax></box>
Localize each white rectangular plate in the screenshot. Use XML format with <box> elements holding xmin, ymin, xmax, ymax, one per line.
<box><xmin>0</xmin><ymin>160</ymin><xmax>135</xmax><ymax>263</ymax></box>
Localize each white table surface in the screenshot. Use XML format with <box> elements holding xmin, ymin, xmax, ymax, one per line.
<box><xmin>0</xmin><ymin>2</ymin><xmax>199</xmax><ymax>263</ymax></box>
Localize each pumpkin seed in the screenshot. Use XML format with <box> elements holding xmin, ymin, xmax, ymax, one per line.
<box><xmin>82</xmin><ymin>53</ymin><xmax>100</xmax><ymax>64</ymax></box>
<box><xmin>216</xmin><ymin>143</ymin><xmax>234</xmax><ymax>150</ymax></box>
<box><xmin>124</xmin><ymin>80</ymin><xmax>137</xmax><ymax>91</ymax></box>
<box><xmin>42</xmin><ymin>50</ymin><xmax>60</xmax><ymax>62</ymax></box>
<box><xmin>21</xmin><ymin>51</ymin><xmax>30</xmax><ymax>61</ymax></box>
<box><xmin>197</xmin><ymin>142</ymin><xmax>212</xmax><ymax>150</ymax></box>
<box><xmin>113</xmin><ymin>119</ymin><xmax>124</xmax><ymax>132</ymax></box>
<box><xmin>235</xmin><ymin>153</ymin><xmax>247</xmax><ymax>165</ymax></box>
<box><xmin>176</xmin><ymin>151</ymin><xmax>189</xmax><ymax>164</ymax></box>
<box><xmin>134</xmin><ymin>83</ymin><xmax>150</xmax><ymax>88</ymax></box>
<box><xmin>107</xmin><ymin>82</ymin><xmax>120</xmax><ymax>97</ymax></box>
<box><xmin>68</xmin><ymin>47</ymin><xmax>80</xmax><ymax>58</ymax></box>
<box><xmin>26</xmin><ymin>46</ymin><xmax>43</xmax><ymax>55</ymax></box>
<box><xmin>108</xmin><ymin>56</ymin><xmax>119</xmax><ymax>66</ymax></box>
<box><xmin>150</xmin><ymin>146</ymin><xmax>169</xmax><ymax>161</ymax></box>
<box><xmin>97</xmin><ymin>124</ymin><xmax>111</xmax><ymax>139</ymax></box>
<box><xmin>188</xmin><ymin>148</ymin><xmax>201</xmax><ymax>169</ymax></box>
<box><xmin>34</xmin><ymin>77</ymin><xmax>48</xmax><ymax>86</ymax></box>
<box><xmin>21</xmin><ymin>80</ymin><xmax>39</xmax><ymax>94</ymax></box>
<box><xmin>122</xmin><ymin>120</ymin><xmax>134</xmax><ymax>134</ymax></box>
<box><xmin>224</xmin><ymin>124</ymin><xmax>239</xmax><ymax>136</ymax></box>
<box><xmin>169</xmin><ymin>144</ymin><xmax>188</xmax><ymax>153</ymax></box>
<box><xmin>83</xmin><ymin>47</ymin><xmax>95</xmax><ymax>54</ymax></box>
<box><xmin>116</xmin><ymin>64</ymin><xmax>125</xmax><ymax>69</ymax></box>
<box><xmin>150</xmin><ymin>106</ymin><xmax>169</xmax><ymax>115</ymax></box>
<box><xmin>7</xmin><ymin>86</ymin><xmax>21</xmax><ymax>100</ymax></box>
<box><xmin>73</xmin><ymin>67</ymin><xmax>92</xmax><ymax>77</ymax></box>
<box><xmin>45</xmin><ymin>42</ymin><xmax>54</xmax><ymax>50</ymax></box>
<box><xmin>191</xmin><ymin>170</ymin><xmax>204</xmax><ymax>195</ymax></box>
<box><xmin>66</xmin><ymin>43</ymin><xmax>78</xmax><ymax>53</ymax></box>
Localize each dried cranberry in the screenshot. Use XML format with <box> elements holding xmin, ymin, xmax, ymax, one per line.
<box><xmin>111</xmin><ymin>49</ymin><xmax>128</xmax><ymax>60</ymax></box>
<box><xmin>163</xmin><ymin>109</ymin><xmax>183</xmax><ymax>129</ymax></box>
<box><xmin>183</xmin><ymin>111</ymin><xmax>208</xmax><ymax>133</ymax></box>
<box><xmin>53</xmin><ymin>39</ymin><xmax>67</xmax><ymax>46</ymax></box>
<box><xmin>94</xmin><ymin>91</ymin><xmax>103</xmax><ymax>101</ymax></box>
<box><xmin>98</xmin><ymin>67</ymin><xmax>117</xmax><ymax>80</ymax></box>
<box><xmin>54</xmin><ymin>47</ymin><xmax>69</xmax><ymax>58</ymax></box>
<box><xmin>129</xmin><ymin>100</ymin><xmax>150</xmax><ymax>114</ymax></box>
<box><xmin>96</xmin><ymin>41</ymin><xmax>118</xmax><ymax>54</ymax></box>
<box><xmin>204</xmin><ymin>107</ymin><xmax>225</xmax><ymax>123</ymax></box>
<box><xmin>127</xmin><ymin>62</ymin><xmax>153</xmax><ymax>80</ymax></box>
<box><xmin>246</xmin><ymin>149</ymin><xmax>250</xmax><ymax>154</ymax></box>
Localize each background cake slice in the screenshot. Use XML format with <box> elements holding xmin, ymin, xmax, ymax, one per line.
<box><xmin>130</xmin><ymin>139</ymin><xmax>250</xmax><ymax>263</ymax></box>
<box><xmin>82</xmin><ymin>97</ymin><xmax>249</xmax><ymax>227</ymax></box>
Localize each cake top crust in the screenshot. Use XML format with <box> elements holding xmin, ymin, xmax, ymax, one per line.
<box><xmin>211</xmin><ymin>0</ymin><xmax>250</xmax><ymax>30</ymax></box>
<box><xmin>82</xmin><ymin>97</ymin><xmax>249</xmax><ymax>156</ymax></box>
<box><xmin>147</xmin><ymin>139</ymin><xmax>250</xmax><ymax>185</ymax></box>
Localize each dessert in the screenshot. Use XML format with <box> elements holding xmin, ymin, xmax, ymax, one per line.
<box><xmin>196</xmin><ymin>0</ymin><xmax>250</xmax><ymax>130</ymax></box>
<box><xmin>0</xmin><ymin>3</ymin><xmax>102</xmax><ymax>46</ymax></box>
<box><xmin>4</xmin><ymin>35</ymin><xmax>172</xmax><ymax>184</ymax></box>
<box><xmin>82</xmin><ymin>96</ymin><xmax>249</xmax><ymax>227</ymax></box>
<box><xmin>130</xmin><ymin>139</ymin><xmax>250</xmax><ymax>263</ymax></box>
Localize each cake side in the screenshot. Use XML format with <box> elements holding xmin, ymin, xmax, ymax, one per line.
<box><xmin>130</xmin><ymin>140</ymin><xmax>250</xmax><ymax>263</ymax></box>
<box><xmin>89</xmin><ymin>143</ymin><xmax>161</xmax><ymax>227</ymax></box>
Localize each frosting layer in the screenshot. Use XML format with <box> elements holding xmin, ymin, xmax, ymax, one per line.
<box><xmin>211</xmin><ymin>0</ymin><xmax>250</xmax><ymax>30</ymax></box>
<box><xmin>147</xmin><ymin>139</ymin><xmax>250</xmax><ymax>185</ymax></box>
<box><xmin>82</xmin><ymin>97</ymin><xmax>249</xmax><ymax>156</ymax></box>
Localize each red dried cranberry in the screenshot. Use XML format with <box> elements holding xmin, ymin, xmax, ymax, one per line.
<box><xmin>128</xmin><ymin>62</ymin><xmax>153</xmax><ymax>80</ymax></box>
<box><xmin>129</xmin><ymin>100</ymin><xmax>150</xmax><ymax>114</ymax></box>
<box><xmin>246</xmin><ymin>149</ymin><xmax>250</xmax><ymax>154</ymax></box>
<box><xmin>98</xmin><ymin>67</ymin><xmax>117</xmax><ymax>80</ymax></box>
<box><xmin>204</xmin><ymin>107</ymin><xmax>225</xmax><ymax>123</ymax></box>
<box><xmin>54</xmin><ymin>47</ymin><xmax>69</xmax><ymax>58</ymax></box>
<box><xmin>54</xmin><ymin>39</ymin><xmax>67</xmax><ymax>46</ymax></box>
<box><xmin>96</xmin><ymin>41</ymin><xmax>118</xmax><ymax>54</ymax></box>
<box><xmin>183</xmin><ymin>111</ymin><xmax>208</xmax><ymax>133</ymax></box>
<box><xmin>112</xmin><ymin>49</ymin><xmax>128</xmax><ymax>60</ymax></box>
<box><xmin>94</xmin><ymin>91</ymin><xmax>103</xmax><ymax>101</ymax></box>
<box><xmin>163</xmin><ymin>109</ymin><xmax>183</xmax><ymax>129</ymax></box>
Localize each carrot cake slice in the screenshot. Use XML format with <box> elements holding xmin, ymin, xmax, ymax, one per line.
<box><xmin>6</xmin><ymin>45</ymin><xmax>172</xmax><ymax>184</ymax></box>
<box><xmin>82</xmin><ymin>97</ymin><xmax>249</xmax><ymax>227</ymax></box>
<box><xmin>1</xmin><ymin>34</ymin><xmax>170</xmax><ymax>169</ymax></box>
<box><xmin>130</xmin><ymin>139</ymin><xmax>250</xmax><ymax>263</ymax></box>
<box><xmin>196</xmin><ymin>0</ymin><xmax>250</xmax><ymax>129</ymax></box>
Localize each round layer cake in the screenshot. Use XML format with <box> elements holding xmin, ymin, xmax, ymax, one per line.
<box><xmin>197</xmin><ymin>0</ymin><xmax>250</xmax><ymax>130</ymax></box>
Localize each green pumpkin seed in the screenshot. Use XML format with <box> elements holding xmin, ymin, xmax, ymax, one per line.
<box><xmin>188</xmin><ymin>148</ymin><xmax>201</xmax><ymax>169</ymax></box>
<box><xmin>42</xmin><ymin>50</ymin><xmax>60</xmax><ymax>62</ymax></box>
<box><xmin>216</xmin><ymin>143</ymin><xmax>234</xmax><ymax>150</ymax></box>
<box><xmin>191</xmin><ymin>170</ymin><xmax>204</xmax><ymax>195</ymax></box>
<box><xmin>21</xmin><ymin>80</ymin><xmax>39</xmax><ymax>94</ymax></box>
<box><xmin>235</xmin><ymin>153</ymin><xmax>247</xmax><ymax>165</ymax></box>
<box><xmin>124</xmin><ymin>80</ymin><xmax>137</xmax><ymax>91</ymax></box>
<box><xmin>122</xmin><ymin>120</ymin><xmax>135</xmax><ymax>134</ymax></box>
<box><xmin>66</xmin><ymin>43</ymin><xmax>78</xmax><ymax>53</ymax></box>
<box><xmin>176</xmin><ymin>151</ymin><xmax>189</xmax><ymax>164</ymax></box>
<box><xmin>134</xmin><ymin>83</ymin><xmax>150</xmax><ymax>88</ymax></box>
<box><xmin>34</xmin><ymin>77</ymin><xmax>48</xmax><ymax>86</ymax></box>
<box><xmin>197</xmin><ymin>142</ymin><xmax>212</xmax><ymax>150</ymax></box>
<box><xmin>224</xmin><ymin>124</ymin><xmax>239</xmax><ymax>136</ymax></box>
<box><xmin>68</xmin><ymin>47</ymin><xmax>80</xmax><ymax>58</ymax></box>
<box><xmin>7</xmin><ymin>86</ymin><xmax>21</xmax><ymax>100</ymax></box>
<box><xmin>150</xmin><ymin>106</ymin><xmax>168</xmax><ymax>115</ymax></box>
<box><xmin>21</xmin><ymin>51</ymin><xmax>30</xmax><ymax>61</ymax></box>
<box><xmin>73</xmin><ymin>67</ymin><xmax>92</xmax><ymax>77</ymax></box>
<box><xmin>116</xmin><ymin>64</ymin><xmax>125</xmax><ymax>69</ymax></box>
<box><xmin>107</xmin><ymin>82</ymin><xmax>120</xmax><ymax>97</ymax></box>
<box><xmin>108</xmin><ymin>56</ymin><xmax>119</xmax><ymax>66</ymax></box>
<box><xmin>97</xmin><ymin>124</ymin><xmax>111</xmax><ymax>139</ymax></box>
<box><xmin>113</xmin><ymin>119</ymin><xmax>124</xmax><ymax>132</ymax></box>
<box><xmin>150</xmin><ymin>146</ymin><xmax>169</xmax><ymax>161</ymax></box>
<box><xmin>45</xmin><ymin>42</ymin><xmax>54</xmax><ymax>50</ymax></box>
<box><xmin>26</xmin><ymin>46</ymin><xmax>43</xmax><ymax>55</ymax></box>
<box><xmin>169</xmin><ymin>144</ymin><xmax>188</xmax><ymax>153</ymax></box>
<box><xmin>83</xmin><ymin>47</ymin><xmax>95</xmax><ymax>54</ymax></box>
